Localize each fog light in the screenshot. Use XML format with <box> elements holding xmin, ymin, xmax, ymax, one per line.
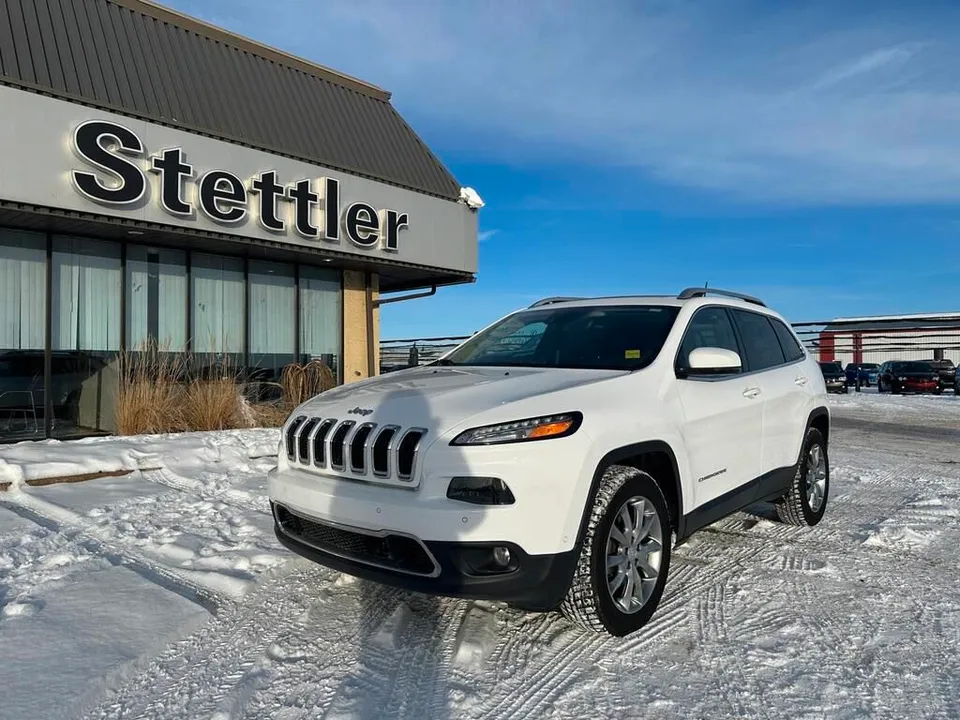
<box><xmin>447</xmin><ymin>477</ymin><xmax>515</xmax><ymax>505</ymax></box>
<box><xmin>492</xmin><ymin>546</ymin><xmax>512</xmax><ymax>567</ymax></box>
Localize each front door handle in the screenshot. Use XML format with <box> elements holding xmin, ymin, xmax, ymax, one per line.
<box><xmin>743</xmin><ymin>387</ymin><xmax>761</xmax><ymax>399</ymax></box>
<box><xmin>795</xmin><ymin>375</ymin><xmax>808</xmax><ymax>386</ymax></box>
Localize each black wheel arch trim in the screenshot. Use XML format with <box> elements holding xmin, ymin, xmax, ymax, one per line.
<box><xmin>804</xmin><ymin>406</ymin><xmax>830</xmax><ymax>451</ymax></box>
<box><xmin>576</xmin><ymin>440</ymin><xmax>684</xmax><ymax>548</ymax></box>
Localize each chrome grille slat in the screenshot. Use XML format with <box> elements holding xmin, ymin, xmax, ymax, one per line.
<box><xmin>296</xmin><ymin>418</ymin><xmax>320</xmax><ymax>463</ymax></box>
<box><xmin>349</xmin><ymin>423</ymin><xmax>377</xmax><ymax>475</ymax></box>
<box><xmin>328</xmin><ymin>420</ymin><xmax>356</xmax><ymax>472</ymax></box>
<box><xmin>286</xmin><ymin>415</ymin><xmax>427</xmax><ymax>486</ymax></box>
<box><xmin>396</xmin><ymin>427</ymin><xmax>428</xmax><ymax>482</ymax></box>
<box><xmin>305</xmin><ymin>419</ymin><xmax>326</xmax><ymax>465</ymax></box>
<box><xmin>372</xmin><ymin>425</ymin><xmax>400</xmax><ymax>477</ymax></box>
<box><xmin>313</xmin><ymin>419</ymin><xmax>337</xmax><ymax>467</ymax></box>
<box><xmin>285</xmin><ymin>416</ymin><xmax>307</xmax><ymax>460</ymax></box>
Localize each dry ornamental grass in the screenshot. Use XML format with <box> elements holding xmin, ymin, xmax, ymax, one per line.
<box><xmin>115</xmin><ymin>341</ymin><xmax>335</xmax><ymax>435</ymax></box>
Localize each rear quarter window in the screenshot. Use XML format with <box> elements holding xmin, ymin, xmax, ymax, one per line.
<box><xmin>770</xmin><ymin>318</ymin><xmax>806</xmax><ymax>362</ymax></box>
<box><xmin>730</xmin><ymin>309</ymin><xmax>787</xmax><ymax>371</ymax></box>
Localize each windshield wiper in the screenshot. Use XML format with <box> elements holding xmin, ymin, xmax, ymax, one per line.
<box><xmin>433</xmin><ymin>358</ymin><xmax>458</xmax><ymax>366</ymax></box>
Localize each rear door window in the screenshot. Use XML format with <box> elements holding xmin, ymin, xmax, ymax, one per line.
<box><xmin>730</xmin><ymin>309</ymin><xmax>786</xmax><ymax>372</ymax></box>
<box><xmin>770</xmin><ymin>318</ymin><xmax>805</xmax><ymax>362</ymax></box>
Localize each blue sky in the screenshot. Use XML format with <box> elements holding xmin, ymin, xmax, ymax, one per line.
<box><xmin>167</xmin><ymin>0</ymin><xmax>960</xmax><ymax>339</ymax></box>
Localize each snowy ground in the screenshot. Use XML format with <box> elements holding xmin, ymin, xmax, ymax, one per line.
<box><xmin>1</xmin><ymin>392</ymin><xmax>959</xmax><ymax>720</ymax></box>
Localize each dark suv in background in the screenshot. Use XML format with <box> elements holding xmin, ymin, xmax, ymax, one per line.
<box><xmin>877</xmin><ymin>360</ymin><xmax>941</xmax><ymax>395</ymax></box>
<box><xmin>927</xmin><ymin>359</ymin><xmax>956</xmax><ymax>393</ymax></box>
<box><xmin>819</xmin><ymin>361</ymin><xmax>848</xmax><ymax>393</ymax></box>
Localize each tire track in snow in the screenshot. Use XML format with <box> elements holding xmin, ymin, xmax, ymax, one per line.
<box><xmin>143</xmin><ymin>468</ymin><xmax>272</xmax><ymax>518</ymax></box>
<box><xmin>316</xmin><ymin>591</ymin><xmax>462</xmax><ymax>720</ymax></box>
<box><xmin>479</xmin><ymin>538</ymin><xmax>765</xmax><ymax>720</ymax></box>
<box><xmin>0</xmin><ymin>492</ymin><xmax>227</xmax><ymax>613</ymax></box>
<box><xmin>82</xmin><ymin>561</ymin><xmax>338</xmax><ymax>720</ymax></box>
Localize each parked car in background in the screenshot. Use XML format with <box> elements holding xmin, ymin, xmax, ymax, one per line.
<box><xmin>819</xmin><ymin>361</ymin><xmax>848</xmax><ymax>393</ymax></box>
<box><xmin>927</xmin><ymin>359</ymin><xmax>956</xmax><ymax>393</ymax></box>
<box><xmin>877</xmin><ymin>360</ymin><xmax>941</xmax><ymax>395</ymax></box>
<box><xmin>844</xmin><ymin>363</ymin><xmax>880</xmax><ymax>387</ymax></box>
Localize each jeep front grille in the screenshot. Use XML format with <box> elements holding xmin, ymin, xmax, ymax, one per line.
<box><xmin>284</xmin><ymin>417</ymin><xmax>427</xmax><ymax>486</ymax></box>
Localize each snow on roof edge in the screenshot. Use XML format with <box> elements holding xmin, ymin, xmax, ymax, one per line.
<box><xmin>830</xmin><ymin>311</ymin><xmax>960</xmax><ymax>323</ymax></box>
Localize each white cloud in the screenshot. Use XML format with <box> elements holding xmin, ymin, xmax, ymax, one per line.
<box><xmin>173</xmin><ymin>0</ymin><xmax>960</xmax><ymax>205</ymax></box>
<box><xmin>809</xmin><ymin>43</ymin><xmax>926</xmax><ymax>91</ymax></box>
<box><xmin>478</xmin><ymin>229</ymin><xmax>499</xmax><ymax>242</ymax></box>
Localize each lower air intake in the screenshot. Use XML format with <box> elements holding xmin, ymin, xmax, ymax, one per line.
<box><xmin>273</xmin><ymin>504</ymin><xmax>439</xmax><ymax>577</ymax></box>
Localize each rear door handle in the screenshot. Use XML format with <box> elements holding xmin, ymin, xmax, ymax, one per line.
<box><xmin>743</xmin><ymin>387</ymin><xmax>761</xmax><ymax>399</ymax></box>
<box><xmin>795</xmin><ymin>375</ymin><xmax>808</xmax><ymax>386</ymax></box>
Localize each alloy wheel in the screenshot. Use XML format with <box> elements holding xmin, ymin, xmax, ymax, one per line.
<box><xmin>605</xmin><ymin>496</ymin><xmax>664</xmax><ymax>613</ymax></box>
<box><xmin>806</xmin><ymin>444</ymin><xmax>827</xmax><ymax>512</ymax></box>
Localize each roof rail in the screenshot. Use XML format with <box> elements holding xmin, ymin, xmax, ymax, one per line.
<box><xmin>677</xmin><ymin>287</ymin><xmax>766</xmax><ymax>307</ymax></box>
<box><xmin>528</xmin><ymin>296</ymin><xmax>586</xmax><ymax>308</ymax></box>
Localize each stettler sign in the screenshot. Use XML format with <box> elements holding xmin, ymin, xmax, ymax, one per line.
<box><xmin>71</xmin><ymin>119</ymin><xmax>409</xmax><ymax>253</ymax></box>
<box><xmin>0</xmin><ymin>85</ymin><xmax>478</xmax><ymax>274</ymax></box>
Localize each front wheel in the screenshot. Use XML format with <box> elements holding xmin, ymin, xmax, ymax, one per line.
<box><xmin>560</xmin><ymin>465</ymin><xmax>671</xmax><ymax>637</ymax></box>
<box><xmin>775</xmin><ymin>427</ymin><xmax>829</xmax><ymax>526</ymax></box>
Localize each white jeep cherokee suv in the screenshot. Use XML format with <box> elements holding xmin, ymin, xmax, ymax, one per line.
<box><xmin>268</xmin><ymin>287</ymin><xmax>830</xmax><ymax>636</ymax></box>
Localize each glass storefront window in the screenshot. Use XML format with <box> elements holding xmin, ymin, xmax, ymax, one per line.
<box><xmin>0</xmin><ymin>225</ymin><xmax>346</xmax><ymax>443</ymax></box>
<box><xmin>51</xmin><ymin>236</ymin><xmax>122</xmax><ymax>437</ymax></box>
<box><xmin>127</xmin><ymin>246</ymin><xmax>187</xmax><ymax>352</ymax></box>
<box><xmin>191</xmin><ymin>253</ymin><xmax>245</xmax><ymax>364</ymax></box>
<box><xmin>0</xmin><ymin>230</ymin><xmax>46</xmax><ymax>442</ymax></box>
<box><xmin>248</xmin><ymin>260</ymin><xmax>295</xmax><ymax>398</ymax></box>
<box><xmin>300</xmin><ymin>265</ymin><xmax>341</xmax><ymax>382</ymax></box>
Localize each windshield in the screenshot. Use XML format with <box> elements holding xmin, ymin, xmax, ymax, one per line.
<box><xmin>891</xmin><ymin>361</ymin><xmax>933</xmax><ymax>373</ymax></box>
<box><xmin>819</xmin><ymin>362</ymin><xmax>843</xmax><ymax>373</ymax></box>
<box><xmin>861</xmin><ymin>363</ymin><xmax>879</xmax><ymax>370</ymax></box>
<box><xmin>439</xmin><ymin>305</ymin><xmax>681</xmax><ymax>371</ymax></box>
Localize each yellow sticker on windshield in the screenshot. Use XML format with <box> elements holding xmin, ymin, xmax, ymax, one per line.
<box><xmin>624</xmin><ymin>349</ymin><xmax>641</xmax><ymax>359</ymax></box>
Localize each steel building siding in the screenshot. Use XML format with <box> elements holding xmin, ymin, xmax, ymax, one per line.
<box><xmin>0</xmin><ymin>0</ymin><xmax>461</xmax><ymax>200</ymax></box>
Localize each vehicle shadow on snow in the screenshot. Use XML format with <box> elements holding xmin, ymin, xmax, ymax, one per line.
<box><xmin>318</xmin><ymin>376</ymin><xmax>484</xmax><ymax>720</ymax></box>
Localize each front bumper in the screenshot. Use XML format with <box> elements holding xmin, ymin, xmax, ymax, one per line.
<box><xmin>271</xmin><ymin>501</ymin><xmax>578</xmax><ymax>610</ymax></box>
<box><xmin>268</xmin><ymin>429</ymin><xmax>595</xmax><ymax>556</ymax></box>
<box><xmin>900</xmin><ymin>380</ymin><xmax>940</xmax><ymax>393</ymax></box>
<box><xmin>825</xmin><ymin>378</ymin><xmax>847</xmax><ymax>392</ymax></box>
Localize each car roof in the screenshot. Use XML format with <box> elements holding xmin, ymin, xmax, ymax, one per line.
<box><xmin>521</xmin><ymin>294</ymin><xmax>782</xmax><ymax>316</ymax></box>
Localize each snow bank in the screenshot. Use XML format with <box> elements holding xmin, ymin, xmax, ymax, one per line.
<box><xmin>0</xmin><ymin>429</ymin><xmax>279</xmax><ymax>490</ymax></box>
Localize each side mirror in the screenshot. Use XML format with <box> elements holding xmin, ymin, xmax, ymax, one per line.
<box><xmin>684</xmin><ymin>347</ymin><xmax>742</xmax><ymax>376</ymax></box>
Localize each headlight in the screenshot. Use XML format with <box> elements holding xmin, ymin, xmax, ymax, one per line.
<box><xmin>450</xmin><ymin>412</ymin><xmax>583</xmax><ymax>446</ymax></box>
<box><xmin>898</xmin><ymin>376</ymin><xmax>908</xmax><ymax>381</ymax></box>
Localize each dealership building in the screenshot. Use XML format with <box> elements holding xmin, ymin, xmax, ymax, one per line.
<box><xmin>0</xmin><ymin>0</ymin><xmax>479</xmax><ymax>443</ymax></box>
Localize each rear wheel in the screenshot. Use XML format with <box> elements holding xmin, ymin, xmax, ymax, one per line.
<box><xmin>775</xmin><ymin>428</ymin><xmax>829</xmax><ymax>526</ymax></box>
<box><xmin>560</xmin><ymin>465</ymin><xmax>671</xmax><ymax>636</ymax></box>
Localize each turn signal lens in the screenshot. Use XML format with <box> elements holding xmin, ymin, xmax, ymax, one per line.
<box><xmin>450</xmin><ymin>412</ymin><xmax>582</xmax><ymax>446</ymax></box>
<box><xmin>528</xmin><ymin>420</ymin><xmax>574</xmax><ymax>438</ymax></box>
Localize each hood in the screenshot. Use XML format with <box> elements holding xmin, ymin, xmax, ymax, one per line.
<box><xmin>296</xmin><ymin>364</ymin><xmax>626</xmax><ymax>435</ymax></box>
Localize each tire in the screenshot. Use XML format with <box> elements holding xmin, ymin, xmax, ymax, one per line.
<box><xmin>559</xmin><ymin>465</ymin><xmax>671</xmax><ymax>637</ymax></box>
<box><xmin>774</xmin><ymin>427</ymin><xmax>829</xmax><ymax>527</ymax></box>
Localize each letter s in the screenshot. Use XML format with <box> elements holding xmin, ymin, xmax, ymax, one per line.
<box><xmin>72</xmin><ymin>120</ymin><xmax>146</xmax><ymax>205</ymax></box>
